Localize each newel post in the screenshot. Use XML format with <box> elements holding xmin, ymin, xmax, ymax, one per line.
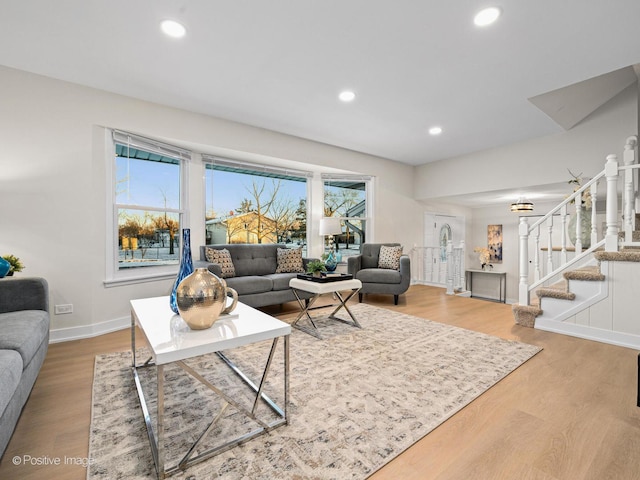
<box><xmin>518</xmin><ymin>217</ymin><xmax>530</xmax><ymax>306</ymax></box>
<box><xmin>445</xmin><ymin>240</ymin><xmax>454</xmax><ymax>295</ymax></box>
<box><xmin>605</xmin><ymin>154</ymin><xmax>619</xmax><ymax>252</ymax></box>
<box><xmin>623</xmin><ymin>136</ymin><xmax>638</xmax><ymax>239</ymax></box>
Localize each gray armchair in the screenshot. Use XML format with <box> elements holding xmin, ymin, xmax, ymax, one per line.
<box><xmin>347</xmin><ymin>243</ymin><xmax>411</xmax><ymax>305</ymax></box>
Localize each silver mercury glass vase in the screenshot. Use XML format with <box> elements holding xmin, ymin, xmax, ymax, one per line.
<box><xmin>176</xmin><ymin>268</ymin><xmax>238</xmax><ymax>330</ymax></box>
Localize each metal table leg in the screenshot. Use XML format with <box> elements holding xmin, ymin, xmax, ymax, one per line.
<box><xmin>290</xmin><ymin>286</ymin><xmax>361</xmax><ymax>339</ymax></box>
<box><xmin>132</xmin><ymin>316</ymin><xmax>289</xmax><ymax>478</ymax></box>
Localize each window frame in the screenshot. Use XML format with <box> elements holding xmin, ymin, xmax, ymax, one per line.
<box><xmin>105</xmin><ymin>130</ymin><xmax>190</xmax><ymax>287</ymax></box>
<box><xmin>321</xmin><ymin>174</ymin><xmax>373</xmax><ymax>258</ymax></box>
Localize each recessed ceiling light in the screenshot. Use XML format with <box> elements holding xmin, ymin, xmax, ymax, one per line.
<box><xmin>474</xmin><ymin>7</ymin><xmax>501</xmax><ymax>27</ymax></box>
<box><xmin>429</xmin><ymin>126</ymin><xmax>443</xmax><ymax>135</ymax></box>
<box><xmin>339</xmin><ymin>91</ymin><xmax>356</xmax><ymax>102</ymax></box>
<box><xmin>160</xmin><ymin>20</ymin><xmax>186</xmax><ymax>38</ymax></box>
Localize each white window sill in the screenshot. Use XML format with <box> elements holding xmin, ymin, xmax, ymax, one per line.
<box><xmin>104</xmin><ymin>271</ymin><xmax>176</xmax><ymax>288</ymax></box>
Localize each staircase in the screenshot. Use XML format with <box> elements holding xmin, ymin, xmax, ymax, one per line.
<box><xmin>512</xmin><ymin>136</ymin><xmax>640</xmax><ymax>349</ymax></box>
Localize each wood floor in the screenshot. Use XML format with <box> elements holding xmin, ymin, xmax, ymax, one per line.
<box><xmin>1</xmin><ymin>285</ymin><xmax>639</xmax><ymax>479</ymax></box>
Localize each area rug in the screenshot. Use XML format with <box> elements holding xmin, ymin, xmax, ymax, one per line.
<box><xmin>87</xmin><ymin>303</ymin><xmax>541</xmax><ymax>480</ymax></box>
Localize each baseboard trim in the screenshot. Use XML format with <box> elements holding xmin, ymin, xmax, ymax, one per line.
<box><xmin>49</xmin><ymin>316</ymin><xmax>130</xmax><ymax>343</ymax></box>
<box><xmin>535</xmin><ymin>319</ymin><xmax>640</xmax><ymax>350</ymax></box>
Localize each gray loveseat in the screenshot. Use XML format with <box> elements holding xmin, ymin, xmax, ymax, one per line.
<box><xmin>0</xmin><ymin>277</ymin><xmax>49</xmax><ymax>459</ymax></box>
<box><xmin>196</xmin><ymin>244</ymin><xmax>315</xmax><ymax>308</ymax></box>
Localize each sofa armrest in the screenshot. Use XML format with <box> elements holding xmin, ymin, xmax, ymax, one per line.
<box><xmin>302</xmin><ymin>257</ymin><xmax>320</xmax><ymax>271</ymax></box>
<box><xmin>195</xmin><ymin>260</ymin><xmax>223</xmax><ymax>277</ymax></box>
<box><xmin>0</xmin><ymin>277</ymin><xmax>49</xmax><ymax>314</ymax></box>
<box><xmin>347</xmin><ymin>255</ymin><xmax>362</xmax><ymax>275</ymax></box>
<box><xmin>399</xmin><ymin>255</ymin><xmax>411</xmax><ymax>287</ymax></box>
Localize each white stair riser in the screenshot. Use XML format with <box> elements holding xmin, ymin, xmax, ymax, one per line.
<box><xmin>537</xmin><ymin>279</ymin><xmax>607</xmax><ymax>323</ymax></box>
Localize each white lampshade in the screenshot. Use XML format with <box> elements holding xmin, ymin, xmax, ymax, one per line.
<box><xmin>319</xmin><ymin>217</ymin><xmax>342</xmax><ymax>236</ymax></box>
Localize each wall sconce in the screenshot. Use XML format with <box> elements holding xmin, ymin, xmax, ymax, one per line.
<box><xmin>510</xmin><ymin>197</ymin><xmax>534</xmax><ymax>212</ymax></box>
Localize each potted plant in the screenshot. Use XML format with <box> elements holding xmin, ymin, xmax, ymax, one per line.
<box><xmin>306</xmin><ymin>260</ymin><xmax>327</xmax><ymax>277</ymax></box>
<box><xmin>2</xmin><ymin>255</ymin><xmax>25</xmax><ymax>276</ymax></box>
<box><xmin>2</xmin><ymin>255</ymin><xmax>24</xmax><ymax>276</ymax></box>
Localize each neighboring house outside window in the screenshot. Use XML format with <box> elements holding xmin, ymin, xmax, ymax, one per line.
<box><xmin>204</xmin><ymin>157</ymin><xmax>310</xmax><ymax>254</ymax></box>
<box><xmin>206</xmin><ymin>211</ymin><xmax>278</xmax><ymax>244</ymax></box>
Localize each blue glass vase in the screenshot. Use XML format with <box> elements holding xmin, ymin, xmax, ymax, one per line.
<box><xmin>0</xmin><ymin>257</ymin><xmax>10</xmax><ymax>278</ymax></box>
<box><xmin>170</xmin><ymin>228</ymin><xmax>194</xmax><ymax>314</ymax></box>
<box><xmin>324</xmin><ymin>250</ymin><xmax>338</xmax><ymax>272</ymax></box>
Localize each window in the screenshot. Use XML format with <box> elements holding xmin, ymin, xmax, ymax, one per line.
<box><xmin>322</xmin><ymin>175</ymin><xmax>371</xmax><ymax>259</ymax></box>
<box><xmin>204</xmin><ymin>157</ymin><xmax>310</xmax><ymax>254</ymax></box>
<box><xmin>108</xmin><ymin>131</ymin><xmax>189</xmax><ymax>282</ymax></box>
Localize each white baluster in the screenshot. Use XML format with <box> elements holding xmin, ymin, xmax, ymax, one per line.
<box><xmin>605</xmin><ymin>154</ymin><xmax>620</xmax><ymax>251</ymax></box>
<box><xmin>560</xmin><ymin>204</ymin><xmax>568</xmax><ymax>264</ymax></box>
<box><xmin>547</xmin><ymin>216</ymin><xmax>554</xmax><ymax>275</ymax></box>
<box><xmin>459</xmin><ymin>240</ymin><xmax>466</xmax><ymax>291</ymax></box>
<box><xmin>534</xmin><ymin>224</ymin><xmax>540</xmax><ymax>281</ymax></box>
<box><xmin>519</xmin><ymin>217</ymin><xmax>530</xmax><ymax>306</ymax></box>
<box><xmin>446</xmin><ymin>240</ymin><xmax>453</xmax><ymax>295</ymax></box>
<box><xmin>590</xmin><ymin>182</ymin><xmax>597</xmax><ymax>248</ymax></box>
<box><xmin>575</xmin><ymin>192</ymin><xmax>583</xmax><ymax>254</ymax></box>
<box><xmin>624</xmin><ymin>145</ymin><xmax>634</xmax><ymax>242</ymax></box>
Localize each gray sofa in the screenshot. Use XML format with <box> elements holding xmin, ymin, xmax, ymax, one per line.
<box><xmin>0</xmin><ymin>277</ymin><xmax>49</xmax><ymax>459</ymax></box>
<box><xmin>196</xmin><ymin>244</ymin><xmax>315</xmax><ymax>308</ymax></box>
<box><xmin>347</xmin><ymin>243</ymin><xmax>411</xmax><ymax>305</ymax></box>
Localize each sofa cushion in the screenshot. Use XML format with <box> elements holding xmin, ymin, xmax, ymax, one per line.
<box><xmin>275</xmin><ymin>248</ymin><xmax>304</xmax><ymax>274</ymax></box>
<box><xmin>205</xmin><ymin>247</ymin><xmax>236</xmax><ymax>278</ymax></box>
<box><xmin>356</xmin><ymin>268</ymin><xmax>402</xmax><ymax>285</ymax></box>
<box><xmin>228</xmin><ymin>245</ymin><xmax>279</xmax><ymax>277</ymax></box>
<box><xmin>265</xmin><ymin>273</ymin><xmax>299</xmax><ymax>291</ymax></box>
<box><xmin>0</xmin><ymin>349</ymin><xmax>22</xmax><ymax>417</ymax></box>
<box><xmin>0</xmin><ymin>310</ymin><xmax>49</xmax><ymax>367</ymax></box>
<box><xmin>224</xmin><ymin>276</ymin><xmax>273</xmax><ymax>296</ymax></box>
<box><xmin>378</xmin><ymin>245</ymin><xmax>403</xmax><ymax>270</ymax></box>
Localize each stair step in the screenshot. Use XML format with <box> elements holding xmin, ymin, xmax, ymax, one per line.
<box><xmin>536</xmin><ymin>288</ymin><xmax>576</xmax><ymax>301</ymax></box>
<box><xmin>511</xmin><ymin>304</ymin><xmax>542</xmax><ymax>328</ymax></box>
<box><xmin>564</xmin><ymin>267</ymin><xmax>605</xmax><ymax>282</ymax></box>
<box><xmin>594</xmin><ymin>250</ymin><xmax>640</xmax><ymax>262</ymax></box>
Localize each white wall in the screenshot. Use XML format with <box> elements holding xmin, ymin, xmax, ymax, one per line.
<box><xmin>0</xmin><ymin>66</ymin><xmax>422</xmax><ymax>338</ymax></box>
<box><xmin>414</xmin><ymin>84</ymin><xmax>638</xmax><ymax>201</ymax></box>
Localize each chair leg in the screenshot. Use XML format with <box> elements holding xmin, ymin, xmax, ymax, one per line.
<box><xmin>358</xmin><ymin>293</ymin><xmax>363</xmax><ymax>303</ymax></box>
<box><xmin>394</xmin><ymin>295</ymin><xmax>399</xmax><ymax>305</ymax></box>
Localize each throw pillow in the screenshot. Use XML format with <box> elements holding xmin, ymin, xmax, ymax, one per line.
<box><xmin>205</xmin><ymin>247</ymin><xmax>236</xmax><ymax>278</ymax></box>
<box><xmin>378</xmin><ymin>245</ymin><xmax>403</xmax><ymax>270</ymax></box>
<box><xmin>275</xmin><ymin>248</ymin><xmax>305</xmax><ymax>274</ymax></box>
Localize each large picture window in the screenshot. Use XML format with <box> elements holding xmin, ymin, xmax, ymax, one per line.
<box><xmin>204</xmin><ymin>157</ymin><xmax>310</xmax><ymax>254</ymax></box>
<box><xmin>322</xmin><ymin>175</ymin><xmax>370</xmax><ymax>259</ymax></box>
<box><xmin>111</xmin><ymin>131</ymin><xmax>189</xmax><ymax>275</ymax></box>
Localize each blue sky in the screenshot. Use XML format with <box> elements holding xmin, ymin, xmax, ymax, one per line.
<box><xmin>116</xmin><ymin>157</ymin><xmax>180</xmax><ymax>208</ymax></box>
<box><xmin>205</xmin><ymin>169</ymin><xmax>307</xmax><ymax>218</ymax></box>
<box><xmin>117</xmin><ymin>157</ymin><xmax>307</xmax><ymax>218</ymax></box>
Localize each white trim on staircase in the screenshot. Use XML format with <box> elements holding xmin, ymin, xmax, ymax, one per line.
<box><xmin>534</xmin><ymin>319</ymin><xmax>640</xmax><ymax>350</ymax></box>
<box><xmin>535</xmin><ymin>275</ymin><xmax>609</xmax><ymax>323</ymax></box>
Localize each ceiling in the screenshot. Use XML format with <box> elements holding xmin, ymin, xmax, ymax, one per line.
<box><xmin>1</xmin><ymin>1</ymin><xmax>639</xmax><ymax>171</ymax></box>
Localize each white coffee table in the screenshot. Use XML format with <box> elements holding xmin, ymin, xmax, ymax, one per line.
<box><xmin>289</xmin><ymin>277</ymin><xmax>362</xmax><ymax>339</ymax></box>
<box><xmin>130</xmin><ymin>296</ymin><xmax>290</xmax><ymax>479</ymax></box>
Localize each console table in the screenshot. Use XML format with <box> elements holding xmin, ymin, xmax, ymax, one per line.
<box><xmin>465</xmin><ymin>269</ymin><xmax>506</xmax><ymax>303</ymax></box>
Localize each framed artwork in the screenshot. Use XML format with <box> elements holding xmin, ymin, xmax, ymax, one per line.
<box><xmin>487</xmin><ymin>224</ymin><xmax>502</xmax><ymax>263</ymax></box>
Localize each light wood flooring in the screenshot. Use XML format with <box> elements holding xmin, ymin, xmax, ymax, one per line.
<box><xmin>1</xmin><ymin>285</ymin><xmax>639</xmax><ymax>479</ymax></box>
